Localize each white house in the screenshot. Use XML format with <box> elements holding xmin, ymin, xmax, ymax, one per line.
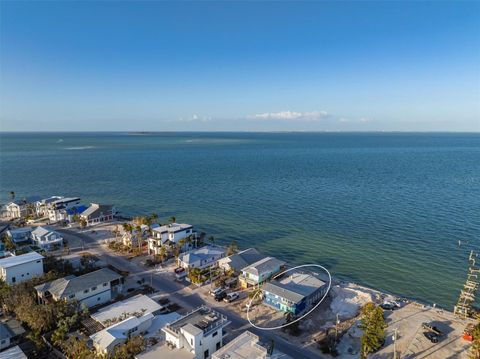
<box><xmin>34</xmin><ymin>268</ymin><xmax>123</xmax><ymax>309</ymax></box>
<box><xmin>239</xmin><ymin>257</ymin><xmax>286</xmax><ymax>289</ymax></box>
<box><xmin>91</xmin><ymin>312</ymin><xmax>154</xmax><ymax>354</ymax></box>
<box><xmin>31</xmin><ymin>226</ymin><xmax>63</xmax><ymax>250</ymax></box>
<box><xmin>0</xmin><ymin>252</ymin><xmax>44</xmax><ymax>285</ymax></box>
<box><xmin>47</xmin><ymin>197</ymin><xmax>81</xmax><ymax>223</ymax></box>
<box><xmin>150</xmin><ymin>223</ymin><xmax>195</xmax><ymax>245</ymax></box>
<box><xmin>34</xmin><ymin>196</ymin><xmax>63</xmax><ymax>217</ymax></box>
<box><xmin>178</xmin><ymin>246</ymin><xmax>226</xmax><ymax>271</ymax></box>
<box><xmin>3</xmin><ymin>196</ymin><xmax>41</xmax><ymax>219</ymax></box>
<box><xmin>161</xmin><ymin>306</ymin><xmax>230</xmax><ymax>359</ymax></box>
<box><xmin>123</xmin><ymin>224</ymin><xmax>150</xmax><ymax>247</ymax></box>
<box><xmin>80</xmin><ymin>203</ymin><xmax>115</xmax><ymax>225</ymax></box>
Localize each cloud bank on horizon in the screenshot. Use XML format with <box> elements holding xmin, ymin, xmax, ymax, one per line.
<box><xmin>0</xmin><ymin>1</ymin><xmax>479</xmax><ymax>132</ymax></box>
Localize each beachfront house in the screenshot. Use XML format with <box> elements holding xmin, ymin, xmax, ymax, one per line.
<box><xmin>148</xmin><ymin>223</ymin><xmax>196</xmax><ymax>253</ymax></box>
<box><xmin>212</xmin><ymin>331</ymin><xmax>269</xmax><ymax>359</ymax></box>
<box><xmin>3</xmin><ymin>196</ymin><xmax>41</xmax><ymax>219</ymax></box>
<box><xmin>239</xmin><ymin>257</ymin><xmax>286</xmax><ymax>288</ymax></box>
<box><xmin>30</xmin><ymin>226</ymin><xmax>63</xmax><ymax>250</ymax></box>
<box><xmin>218</xmin><ymin>248</ymin><xmax>267</xmax><ymax>274</ymax></box>
<box><xmin>159</xmin><ymin>306</ymin><xmax>230</xmax><ymax>359</ymax></box>
<box><xmin>123</xmin><ymin>224</ymin><xmax>150</xmax><ymax>247</ymax></box>
<box><xmin>178</xmin><ymin>246</ymin><xmax>226</xmax><ymax>271</ymax></box>
<box><xmin>47</xmin><ymin>197</ymin><xmax>81</xmax><ymax>223</ymax></box>
<box><xmin>33</xmin><ymin>196</ymin><xmax>63</xmax><ymax>217</ymax></box>
<box><xmin>80</xmin><ymin>203</ymin><xmax>115</xmax><ymax>225</ymax></box>
<box><xmin>263</xmin><ymin>272</ymin><xmax>327</xmax><ymax>315</ymax></box>
<box><xmin>6</xmin><ymin>227</ymin><xmax>33</xmax><ymax>246</ymax></box>
<box><xmin>35</xmin><ymin>268</ymin><xmax>123</xmax><ymax>309</ymax></box>
<box><xmin>0</xmin><ymin>252</ymin><xmax>44</xmax><ymax>285</ymax></box>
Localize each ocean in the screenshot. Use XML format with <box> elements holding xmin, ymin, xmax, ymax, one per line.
<box><xmin>0</xmin><ymin>132</ymin><xmax>479</xmax><ymax>308</ymax></box>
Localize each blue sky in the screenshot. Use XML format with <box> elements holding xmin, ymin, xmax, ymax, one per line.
<box><xmin>1</xmin><ymin>1</ymin><xmax>479</xmax><ymax>132</ymax></box>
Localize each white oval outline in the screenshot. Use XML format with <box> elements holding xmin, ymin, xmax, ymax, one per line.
<box><xmin>246</xmin><ymin>264</ymin><xmax>332</xmax><ymax>331</ymax></box>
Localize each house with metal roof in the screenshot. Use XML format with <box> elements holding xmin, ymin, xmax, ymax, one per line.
<box><xmin>0</xmin><ymin>252</ymin><xmax>44</xmax><ymax>285</ymax></box>
<box><xmin>30</xmin><ymin>226</ymin><xmax>63</xmax><ymax>250</ymax></box>
<box><xmin>218</xmin><ymin>248</ymin><xmax>267</xmax><ymax>274</ymax></box>
<box><xmin>80</xmin><ymin>203</ymin><xmax>115</xmax><ymax>225</ymax></box>
<box><xmin>239</xmin><ymin>257</ymin><xmax>286</xmax><ymax>288</ymax></box>
<box><xmin>178</xmin><ymin>246</ymin><xmax>226</xmax><ymax>271</ymax></box>
<box><xmin>91</xmin><ymin>312</ymin><xmax>154</xmax><ymax>354</ymax></box>
<box><xmin>6</xmin><ymin>227</ymin><xmax>33</xmax><ymax>245</ymax></box>
<box><xmin>263</xmin><ymin>272</ymin><xmax>327</xmax><ymax>315</ymax></box>
<box><xmin>148</xmin><ymin>223</ymin><xmax>196</xmax><ymax>254</ymax></box>
<box><xmin>33</xmin><ymin>196</ymin><xmax>63</xmax><ymax>217</ymax></box>
<box><xmin>35</xmin><ymin>268</ymin><xmax>123</xmax><ymax>309</ymax></box>
<box><xmin>3</xmin><ymin>196</ymin><xmax>42</xmax><ymax>219</ymax></box>
<box><xmin>47</xmin><ymin>197</ymin><xmax>82</xmax><ymax>222</ymax></box>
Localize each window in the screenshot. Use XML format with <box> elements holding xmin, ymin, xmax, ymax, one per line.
<box><xmin>191</xmin><ymin>338</ymin><xmax>193</xmax><ymax>346</ymax></box>
<box><xmin>92</xmin><ymin>286</ymin><xmax>97</xmax><ymax>291</ymax></box>
<box><xmin>36</xmin><ymin>260</ymin><xmax>41</xmax><ymax>263</ymax></box>
<box><xmin>84</xmin><ymin>289</ymin><xmax>89</xmax><ymax>293</ymax></box>
<box><xmin>27</xmin><ymin>272</ymin><xmax>30</xmax><ymax>275</ymax></box>
<box><xmin>212</xmin><ymin>331</ymin><xmax>218</xmax><ymax>337</ymax></box>
<box><xmin>204</xmin><ymin>350</ymin><xmax>209</xmax><ymax>359</ymax></box>
<box><xmin>11</xmin><ymin>277</ymin><xmax>16</xmax><ymax>283</ymax></box>
<box><xmin>103</xmin><ymin>282</ymin><xmax>108</xmax><ymax>286</ymax></box>
<box><xmin>69</xmin><ymin>294</ymin><xmax>75</xmax><ymax>299</ymax></box>
<box><xmin>97</xmin><ymin>297</ymin><xmax>101</xmax><ymax>301</ymax></box>
<box><xmin>1</xmin><ymin>340</ymin><xmax>5</xmax><ymax>344</ymax></box>
<box><xmin>216</xmin><ymin>342</ymin><xmax>221</xmax><ymax>350</ymax></box>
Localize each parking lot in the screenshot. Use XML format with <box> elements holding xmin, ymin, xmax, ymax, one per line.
<box><xmin>371</xmin><ymin>303</ymin><xmax>474</xmax><ymax>359</ymax></box>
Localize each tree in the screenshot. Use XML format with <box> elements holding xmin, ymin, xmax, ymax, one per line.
<box><xmin>79</xmin><ymin>217</ymin><xmax>88</xmax><ymax>229</ymax></box>
<box><xmin>3</xmin><ymin>234</ymin><xmax>15</xmax><ymax>251</ymax></box>
<box><xmin>158</xmin><ymin>246</ymin><xmax>167</xmax><ymax>263</ymax></box>
<box><xmin>226</xmin><ymin>240</ymin><xmax>238</xmax><ymax>256</ymax></box>
<box><xmin>359</xmin><ymin>303</ymin><xmax>387</xmax><ymax>359</ymax></box>
<box><xmin>469</xmin><ymin>318</ymin><xmax>480</xmax><ymax>359</ymax></box>
<box><xmin>9</xmin><ymin>191</ymin><xmax>15</xmax><ymax>201</ymax></box>
<box><xmin>64</xmin><ymin>337</ymin><xmax>94</xmax><ymax>359</ymax></box>
<box><xmin>110</xmin><ymin>336</ymin><xmax>145</xmax><ymax>359</ymax></box>
<box><xmin>150</xmin><ymin>213</ymin><xmax>158</xmax><ymax>223</ymax></box>
<box><xmin>169</xmin><ymin>215</ymin><xmax>176</xmax><ymax>223</ymax></box>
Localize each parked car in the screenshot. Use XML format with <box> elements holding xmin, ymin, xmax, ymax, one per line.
<box><xmin>422</xmin><ymin>323</ymin><xmax>443</xmax><ymax>336</ymax></box>
<box><xmin>424</xmin><ymin>331</ymin><xmax>439</xmax><ymax>343</ymax></box>
<box><xmin>214</xmin><ymin>291</ymin><xmax>227</xmax><ymax>301</ymax></box>
<box><xmin>380</xmin><ymin>302</ymin><xmax>396</xmax><ymax>311</ymax></box>
<box><xmin>210</xmin><ymin>287</ymin><xmax>225</xmax><ymax>297</ymax></box>
<box><xmin>223</xmin><ymin>292</ymin><xmax>239</xmax><ymax>303</ymax></box>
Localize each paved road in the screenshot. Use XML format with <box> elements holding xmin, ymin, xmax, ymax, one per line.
<box><xmin>57</xmin><ymin>228</ymin><xmax>326</xmax><ymax>359</ymax></box>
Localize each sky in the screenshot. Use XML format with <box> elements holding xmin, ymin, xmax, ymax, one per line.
<box><xmin>0</xmin><ymin>1</ymin><xmax>479</xmax><ymax>132</ymax></box>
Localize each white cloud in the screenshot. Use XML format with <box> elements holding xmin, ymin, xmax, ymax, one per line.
<box><xmin>176</xmin><ymin>114</ymin><xmax>211</xmax><ymax>123</ymax></box>
<box><xmin>248</xmin><ymin>110</ymin><xmax>329</xmax><ymax>121</ymax></box>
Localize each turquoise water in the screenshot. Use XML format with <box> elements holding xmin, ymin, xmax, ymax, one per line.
<box><xmin>0</xmin><ymin>132</ymin><xmax>479</xmax><ymax>308</ymax></box>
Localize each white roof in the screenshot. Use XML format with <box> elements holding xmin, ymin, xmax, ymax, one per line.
<box><xmin>179</xmin><ymin>246</ymin><xmax>225</xmax><ymax>265</ymax></box>
<box><xmin>92</xmin><ymin>294</ymin><xmax>161</xmax><ymax>325</ymax></box>
<box><xmin>135</xmin><ymin>345</ymin><xmax>195</xmax><ymax>359</ymax></box>
<box><xmin>31</xmin><ymin>226</ymin><xmax>58</xmax><ymax>237</ymax></box>
<box><xmin>212</xmin><ymin>331</ymin><xmax>267</xmax><ymax>359</ymax></box>
<box><xmin>152</xmin><ymin>223</ymin><xmax>192</xmax><ymax>234</ymax></box>
<box><xmin>0</xmin><ymin>345</ymin><xmax>28</xmax><ymax>359</ymax></box>
<box><xmin>91</xmin><ymin>313</ymin><xmax>154</xmax><ymax>351</ymax></box>
<box><xmin>0</xmin><ymin>252</ymin><xmax>43</xmax><ymax>269</ymax></box>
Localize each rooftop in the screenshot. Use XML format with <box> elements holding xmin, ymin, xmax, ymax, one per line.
<box><xmin>263</xmin><ymin>272</ymin><xmax>326</xmax><ymax>304</ymax></box>
<box><xmin>91</xmin><ymin>294</ymin><xmax>162</xmax><ymax>325</ymax></box>
<box><xmin>152</xmin><ymin>223</ymin><xmax>193</xmax><ymax>234</ymax></box>
<box><xmin>242</xmin><ymin>257</ymin><xmax>285</xmax><ymax>276</ymax></box>
<box><xmin>31</xmin><ymin>225</ymin><xmax>58</xmax><ymax>237</ymax></box>
<box><xmin>179</xmin><ymin>246</ymin><xmax>225</xmax><ymax>265</ymax></box>
<box><xmin>50</xmin><ymin>197</ymin><xmax>81</xmax><ymax>206</ymax></box>
<box><xmin>81</xmin><ymin>203</ymin><xmax>114</xmax><ymax>218</ymax></box>
<box><xmin>136</xmin><ymin>345</ymin><xmax>195</xmax><ymax>359</ymax></box>
<box><xmin>222</xmin><ymin>248</ymin><xmax>267</xmax><ymax>272</ymax></box>
<box><xmin>90</xmin><ymin>313</ymin><xmax>154</xmax><ymax>350</ymax></box>
<box><xmin>0</xmin><ymin>251</ymin><xmax>44</xmax><ymax>269</ymax></box>
<box><xmin>212</xmin><ymin>331</ymin><xmax>267</xmax><ymax>359</ymax></box>
<box><xmin>0</xmin><ymin>346</ymin><xmax>28</xmax><ymax>359</ymax></box>
<box><xmin>34</xmin><ymin>268</ymin><xmax>122</xmax><ymax>298</ymax></box>
<box><xmin>164</xmin><ymin>306</ymin><xmax>229</xmax><ymax>337</ymax></box>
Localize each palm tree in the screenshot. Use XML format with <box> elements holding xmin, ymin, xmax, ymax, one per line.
<box><xmin>79</xmin><ymin>217</ymin><xmax>88</xmax><ymax>229</ymax></box>
<box><xmin>135</xmin><ymin>225</ymin><xmax>143</xmax><ymax>252</ymax></box>
<box><xmin>8</xmin><ymin>191</ymin><xmax>15</xmax><ymax>201</ymax></box>
<box><xmin>158</xmin><ymin>246</ymin><xmax>167</xmax><ymax>263</ymax></box>
<box><xmin>150</xmin><ymin>213</ymin><xmax>158</xmax><ymax>223</ymax></box>
<box><xmin>227</xmin><ymin>240</ymin><xmax>238</xmax><ymax>256</ymax></box>
<box><xmin>169</xmin><ymin>216</ymin><xmax>176</xmax><ymax>223</ymax></box>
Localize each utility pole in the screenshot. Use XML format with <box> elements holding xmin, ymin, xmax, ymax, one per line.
<box><xmin>393</xmin><ymin>328</ymin><xmax>397</xmax><ymax>359</ymax></box>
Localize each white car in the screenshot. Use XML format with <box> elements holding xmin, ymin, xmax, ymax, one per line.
<box><xmin>210</xmin><ymin>287</ymin><xmax>224</xmax><ymax>297</ymax></box>
<box><xmin>223</xmin><ymin>292</ymin><xmax>239</xmax><ymax>303</ymax></box>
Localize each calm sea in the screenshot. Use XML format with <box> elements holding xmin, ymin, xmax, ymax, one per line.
<box><xmin>0</xmin><ymin>132</ymin><xmax>479</xmax><ymax>308</ymax></box>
